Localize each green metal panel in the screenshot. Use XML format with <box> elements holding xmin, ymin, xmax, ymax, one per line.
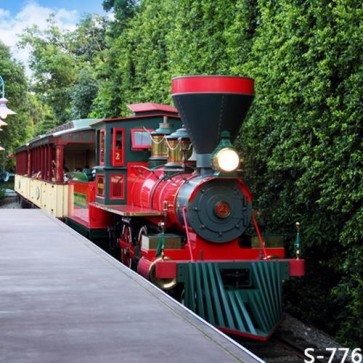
<box><xmin>201</xmin><ymin>263</ymin><xmax>215</xmax><ymax>324</ymax></box>
<box><xmin>177</xmin><ymin>260</ymin><xmax>290</xmax><ymax>339</ymax></box>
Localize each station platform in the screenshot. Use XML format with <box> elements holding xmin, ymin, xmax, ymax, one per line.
<box><xmin>0</xmin><ymin>209</ymin><xmax>262</xmax><ymax>363</ymax></box>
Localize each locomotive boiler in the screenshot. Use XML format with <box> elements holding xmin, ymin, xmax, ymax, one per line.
<box><xmin>15</xmin><ymin>75</ymin><xmax>305</xmax><ymax>341</ymax></box>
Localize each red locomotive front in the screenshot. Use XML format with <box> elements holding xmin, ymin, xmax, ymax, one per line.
<box><xmin>118</xmin><ymin>76</ymin><xmax>305</xmax><ymax>340</ymax></box>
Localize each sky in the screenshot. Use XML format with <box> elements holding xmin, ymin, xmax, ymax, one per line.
<box><xmin>0</xmin><ymin>0</ymin><xmax>108</xmax><ymax>75</ymax></box>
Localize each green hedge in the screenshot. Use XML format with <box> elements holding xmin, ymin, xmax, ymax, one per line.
<box><xmin>85</xmin><ymin>0</ymin><xmax>363</xmax><ymax>347</ymax></box>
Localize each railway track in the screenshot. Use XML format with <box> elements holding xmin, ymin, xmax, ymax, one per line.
<box><xmin>234</xmin><ymin>325</ymin><xmax>351</xmax><ymax>363</ymax></box>
<box><xmin>236</xmin><ymin>336</ymin><xmax>343</xmax><ymax>362</ymax></box>
<box><xmin>236</xmin><ymin>335</ymin><xmax>307</xmax><ymax>362</ymax></box>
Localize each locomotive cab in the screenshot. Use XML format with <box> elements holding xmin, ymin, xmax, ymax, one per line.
<box><xmin>90</xmin><ymin>103</ymin><xmax>182</xmax><ymax>206</ymax></box>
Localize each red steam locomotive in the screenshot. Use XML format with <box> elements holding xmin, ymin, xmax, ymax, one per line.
<box><xmin>15</xmin><ymin>75</ymin><xmax>304</xmax><ymax>340</ymax></box>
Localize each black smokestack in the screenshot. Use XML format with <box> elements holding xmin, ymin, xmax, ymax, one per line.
<box><xmin>171</xmin><ymin>75</ymin><xmax>254</xmax><ymax>168</ymax></box>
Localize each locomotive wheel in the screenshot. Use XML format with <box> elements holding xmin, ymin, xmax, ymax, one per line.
<box><xmin>120</xmin><ymin>225</ymin><xmax>132</xmax><ymax>268</ymax></box>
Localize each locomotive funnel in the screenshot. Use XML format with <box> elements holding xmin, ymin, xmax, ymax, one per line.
<box><xmin>172</xmin><ymin>75</ymin><xmax>254</xmax><ymax>167</ymax></box>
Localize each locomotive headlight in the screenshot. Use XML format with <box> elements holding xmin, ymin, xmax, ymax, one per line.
<box><xmin>213</xmin><ymin>147</ymin><xmax>240</xmax><ymax>172</ymax></box>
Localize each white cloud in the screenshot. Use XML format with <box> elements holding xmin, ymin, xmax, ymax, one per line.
<box><xmin>0</xmin><ymin>2</ymin><xmax>79</xmax><ymax>76</ymax></box>
<box><xmin>0</xmin><ymin>8</ymin><xmax>10</xmax><ymax>17</ymax></box>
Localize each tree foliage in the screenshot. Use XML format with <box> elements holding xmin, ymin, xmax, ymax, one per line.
<box><xmin>18</xmin><ymin>14</ymin><xmax>108</xmax><ymax>127</ymax></box>
<box><xmin>103</xmin><ymin>0</ymin><xmax>137</xmax><ymax>26</ymax></box>
<box><xmin>235</xmin><ymin>1</ymin><xmax>362</xmax><ymax>346</ymax></box>
<box><xmin>0</xmin><ymin>42</ymin><xmax>32</xmax><ymax>169</ymax></box>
